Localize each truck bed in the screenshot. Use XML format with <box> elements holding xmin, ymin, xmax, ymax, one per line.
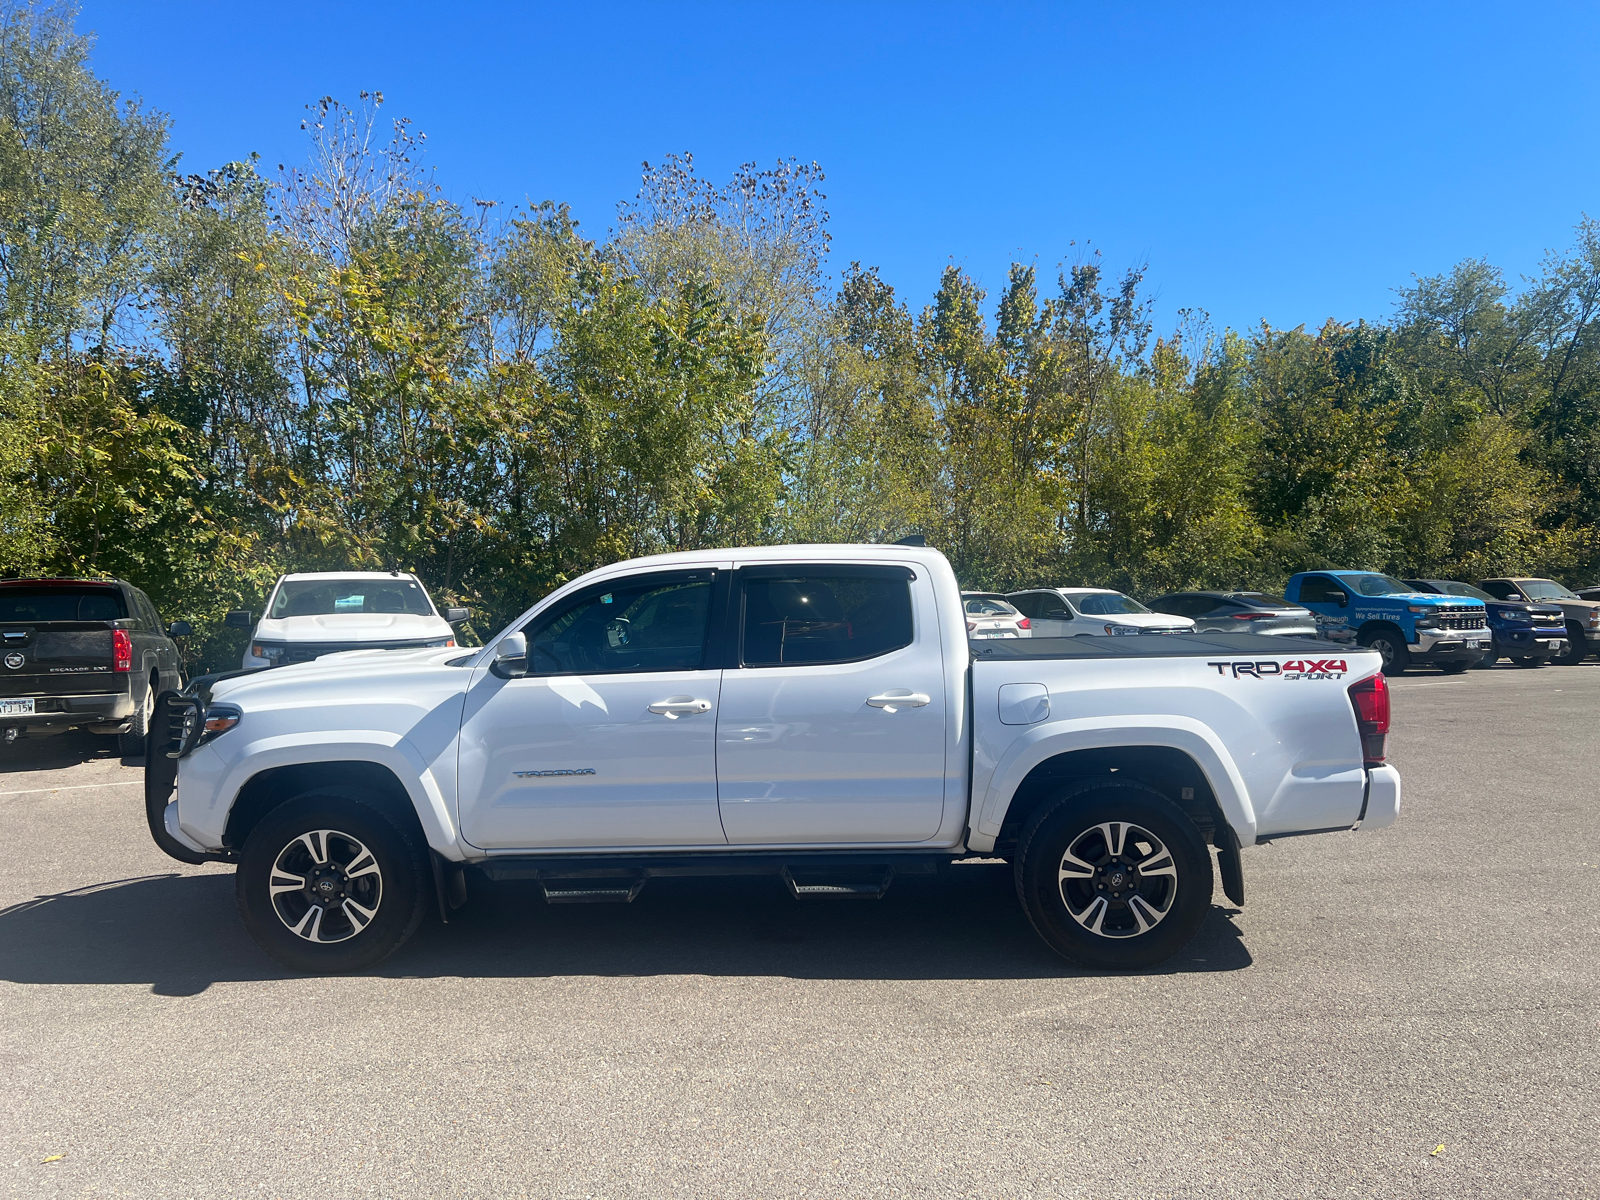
<box><xmin>971</xmin><ymin>632</ymin><xmax>1329</xmax><ymax>659</ymax></box>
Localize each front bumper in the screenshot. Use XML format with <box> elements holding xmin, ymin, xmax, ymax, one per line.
<box><xmin>1494</xmin><ymin>628</ymin><xmax>1568</xmax><ymax>656</ymax></box>
<box><xmin>1411</xmin><ymin>626</ymin><xmax>1490</xmax><ymax>661</ymax></box>
<box><xmin>0</xmin><ymin>691</ymin><xmax>135</xmax><ymax>734</ymax></box>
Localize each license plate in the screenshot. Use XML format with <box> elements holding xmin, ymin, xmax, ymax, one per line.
<box><xmin>0</xmin><ymin>698</ymin><xmax>35</xmax><ymax>717</ymax></box>
<box><xmin>1465</xmin><ymin>641</ymin><xmax>1480</xmax><ymax>650</ymax></box>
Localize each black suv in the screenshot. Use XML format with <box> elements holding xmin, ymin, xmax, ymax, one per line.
<box><xmin>0</xmin><ymin>578</ymin><xmax>190</xmax><ymax>753</ymax></box>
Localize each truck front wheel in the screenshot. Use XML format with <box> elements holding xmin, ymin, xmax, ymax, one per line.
<box><xmin>1359</xmin><ymin>626</ymin><xmax>1411</xmax><ymax>676</ymax></box>
<box><xmin>1556</xmin><ymin>623</ymin><xmax>1589</xmax><ymax>665</ymax></box>
<box><xmin>236</xmin><ymin>794</ymin><xmax>430</xmax><ymax>974</ymax></box>
<box><xmin>1014</xmin><ymin>781</ymin><xmax>1213</xmax><ymax>970</ymax></box>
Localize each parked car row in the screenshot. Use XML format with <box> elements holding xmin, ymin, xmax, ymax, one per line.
<box><xmin>0</xmin><ymin>570</ymin><xmax>469</xmax><ymax>751</ymax></box>
<box><xmin>967</xmin><ymin>570</ymin><xmax>1600</xmax><ymax>677</ymax></box>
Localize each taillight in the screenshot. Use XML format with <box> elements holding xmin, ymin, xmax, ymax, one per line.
<box><xmin>1231</xmin><ymin>611</ymin><xmax>1269</xmax><ymax>620</ymax></box>
<box><xmin>112</xmin><ymin>629</ymin><xmax>133</xmax><ymax>672</ymax></box>
<box><xmin>966</xmin><ymin>621</ymin><xmax>977</xmax><ymax>632</ymax></box>
<box><xmin>1348</xmin><ymin>672</ymin><xmax>1390</xmax><ymax>767</ymax></box>
<box><xmin>1017</xmin><ymin>616</ymin><xmax>1031</xmax><ymax>629</ymax></box>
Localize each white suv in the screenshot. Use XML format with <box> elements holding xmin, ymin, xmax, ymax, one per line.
<box><xmin>1007</xmin><ymin>587</ymin><xmax>1195</xmax><ymax>636</ymax></box>
<box><xmin>227</xmin><ymin>572</ymin><xmax>467</xmax><ymax>669</ymax></box>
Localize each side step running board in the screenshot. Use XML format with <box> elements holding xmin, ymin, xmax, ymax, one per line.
<box><xmin>781</xmin><ymin>865</ymin><xmax>894</xmax><ymax>900</ymax></box>
<box><xmin>540</xmin><ymin>877</ymin><xmax>647</xmax><ymax>904</ymax></box>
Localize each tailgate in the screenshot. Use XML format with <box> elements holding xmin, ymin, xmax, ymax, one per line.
<box><xmin>0</xmin><ymin>624</ymin><xmax>122</xmax><ymax>696</ymax></box>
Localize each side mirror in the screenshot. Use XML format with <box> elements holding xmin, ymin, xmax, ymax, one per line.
<box><xmin>1335</xmin><ymin>593</ymin><xmax>1349</xmax><ymax>608</ymax></box>
<box><xmin>444</xmin><ymin>606</ymin><xmax>469</xmax><ymax>624</ymax></box>
<box><xmin>224</xmin><ymin>609</ymin><xmax>253</xmax><ymax>629</ymax></box>
<box><xmin>493</xmin><ymin>631</ymin><xmax>528</xmax><ymax>679</ymax></box>
<box><xmin>167</xmin><ymin>620</ymin><xmax>193</xmax><ymax>639</ymax></box>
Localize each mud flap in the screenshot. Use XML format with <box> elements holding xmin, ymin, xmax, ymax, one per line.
<box><xmin>1216</xmin><ymin>825</ymin><xmax>1245</xmax><ymax>907</ymax></box>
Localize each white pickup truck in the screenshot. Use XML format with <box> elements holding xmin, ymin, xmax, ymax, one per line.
<box><xmin>144</xmin><ymin>544</ymin><xmax>1401</xmax><ymax>975</ymax></box>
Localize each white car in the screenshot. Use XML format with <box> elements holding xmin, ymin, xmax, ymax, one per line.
<box><xmin>1007</xmin><ymin>587</ymin><xmax>1195</xmax><ymax>636</ymax></box>
<box><xmin>227</xmin><ymin>572</ymin><xmax>467</xmax><ymax>669</ymax></box>
<box><xmin>148</xmin><ymin>544</ymin><xmax>1398</xmax><ymax>977</ymax></box>
<box><xmin>961</xmin><ymin>592</ymin><xmax>1032</xmax><ymax>638</ymax></box>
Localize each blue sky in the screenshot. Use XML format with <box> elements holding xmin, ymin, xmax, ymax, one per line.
<box><xmin>78</xmin><ymin>2</ymin><xmax>1600</xmax><ymax>337</ymax></box>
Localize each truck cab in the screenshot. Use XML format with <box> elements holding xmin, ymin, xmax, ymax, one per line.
<box><xmin>1285</xmin><ymin>571</ymin><xmax>1487</xmax><ymax>675</ymax></box>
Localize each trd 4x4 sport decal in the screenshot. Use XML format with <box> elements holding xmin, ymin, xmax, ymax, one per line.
<box><xmin>1207</xmin><ymin>659</ymin><xmax>1349</xmax><ymax>680</ymax></box>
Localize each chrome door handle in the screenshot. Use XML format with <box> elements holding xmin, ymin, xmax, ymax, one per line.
<box><xmin>866</xmin><ymin>690</ymin><xmax>930</xmax><ymax>712</ymax></box>
<box><xmin>648</xmin><ymin>696</ymin><xmax>712</xmax><ymax>719</ymax></box>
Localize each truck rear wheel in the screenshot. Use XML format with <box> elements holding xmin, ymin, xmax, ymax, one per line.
<box><xmin>236</xmin><ymin>794</ymin><xmax>430</xmax><ymax>974</ymax></box>
<box><xmin>1014</xmin><ymin>780</ymin><xmax>1213</xmax><ymax>970</ymax></box>
<box><xmin>116</xmin><ymin>675</ymin><xmax>154</xmax><ymax>757</ymax></box>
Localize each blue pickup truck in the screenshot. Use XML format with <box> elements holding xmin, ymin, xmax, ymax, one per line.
<box><xmin>1285</xmin><ymin>571</ymin><xmax>1489</xmax><ymax>675</ymax></box>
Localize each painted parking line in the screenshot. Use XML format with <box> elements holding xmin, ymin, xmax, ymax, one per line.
<box><xmin>0</xmin><ymin>780</ymin><xmax>142</xmax><ymax>797</ymax></box>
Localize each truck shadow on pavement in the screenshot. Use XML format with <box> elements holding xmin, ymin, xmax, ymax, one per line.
<box><xmin>0</xmin><ymin>863</ymin><xmax>1252</xmax><ymax>995</ymax></box>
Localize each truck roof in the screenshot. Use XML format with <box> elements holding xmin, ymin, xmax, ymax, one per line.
<box><xmin>564</xmin><ymin>543</ymin><xmax>949</xmax><ymax>573</ymax></box>
<box><xmin>275</xmin><ymin>571</ymin><xmax>422</xmax><ymax>582</ymax></box>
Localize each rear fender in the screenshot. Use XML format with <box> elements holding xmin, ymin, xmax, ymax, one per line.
<box><xmin>179</xmin><ymin>730</ymin><xmax>463</xmax><ymax>859</ymax></box>
<box><xmin>971</xmin><ymin>716</ymin><xmax>1256</xmax><ymax>850</ymax></box>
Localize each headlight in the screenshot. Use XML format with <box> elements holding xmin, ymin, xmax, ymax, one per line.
<box><xmin>1104</xmin><ymin>624</ymin><xmax>1141</xmax><ymax>636</ymax></box>
<box><xmin>187</xmin><ymin>702</ymin><xmax>242</xmax><ymax>747</ymax></box>
<box><xmin>422</xmin><ymin>637</ymin><xmax>457</xmax><ymax>648</ymax></box>
<box><xmin>250</xmin><ymin>643</ymin><xmax>286</xmax><ymax>661</ymax></box>
<box><xmin>1414</xmin><ymin>618</ymin><xmax>1438</xmax><ymax>629</ymax></box>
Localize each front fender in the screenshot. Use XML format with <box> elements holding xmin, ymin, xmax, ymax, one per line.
<box><xmin>972</xmin><ymin>715</ymin><xmax>1257</xmax><ymax>847</ymax></box>
<box><xmin>177</xmin><ymin>730</ymin><xmax>464</xmax><ymax>860</ymax></box>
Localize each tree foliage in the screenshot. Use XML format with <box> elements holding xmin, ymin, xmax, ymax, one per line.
<box><xmin>3</xmin><ymin>0</ymin><xmax>1598</xmax><ymax>671</ymax></box>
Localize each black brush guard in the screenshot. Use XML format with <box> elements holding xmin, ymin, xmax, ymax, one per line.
<box><xmin>143</xmin><ymin>690</ymin><xmax>232</xmax><ymax>865</ymax></box>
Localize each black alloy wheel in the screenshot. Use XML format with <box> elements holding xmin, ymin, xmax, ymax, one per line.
<box><xmin>237</xmin><ymin>793</ymin><xmax>430</xmax><ymax>974</ymax></box>
<box><xmin>1015</xmin><ymin>780</ymin><xmax>1212</xmax><ymax>970</ymax></box>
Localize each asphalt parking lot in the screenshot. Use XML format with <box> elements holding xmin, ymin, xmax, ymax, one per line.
<box><xmin>2</xmin><ymin>665</ymin><xmax>1597</xmax><ymax>1199</ymax></box>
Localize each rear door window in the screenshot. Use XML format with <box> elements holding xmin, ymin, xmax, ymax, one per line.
<box><xmin>739</xmin><ymin>568</ymin><xmax>913</xmax><ymax>667</ymax></box>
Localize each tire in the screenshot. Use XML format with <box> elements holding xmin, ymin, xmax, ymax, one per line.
<box><xmin>1509</xmin><ymin>654</ymin><xmax>1549</xmax><ymax>669</ymax></box>
<box><xmin>1014</xmin><ymin>780</ymin><xmax>1213</xmax><ymax>971</ymax></box>
<box><xmin>116</xmin><ymin>675</ymin><xmax>154</xmax><ymax>757</ymax></box>
<box><xmin>236</xmin><ymin>793</ymin><xmax>430</xmax><ymax>974</ymax></box>
<box><xmin>1556</xmin><ymin>624</ymin><xmax>1589</xmax><ymax>665</ymax></box>
<box><xmin>1359</xmin><ymin>627</ymin><xmax>1411</xmax><ymax>676</ymax></box>
<box><xmin>1439</xmin><ymin>660</ymin><xmax>1471</xmax><ymax>674</ymax></box>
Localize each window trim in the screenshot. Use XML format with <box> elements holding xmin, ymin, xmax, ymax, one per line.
<box><xmin>733</xmin><ymin>563</ymin><xmax>917</xmax><ymax>670</ymax></box>
<box><xmin>517</xmin><ymin>568</ymin><xmax>724</xmax><ymax>678</ymax></box>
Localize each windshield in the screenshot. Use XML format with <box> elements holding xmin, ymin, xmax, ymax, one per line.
<box><xmin>269</xmin><ymin>578</ymin><xmax>435</xmax><ymax>619</ymax></box>
<box><xmin>1439</xmin><ymin>582</ymin><xmax>1496</xmax><ymax>602</ymax></box>
<box><xmin>964</xmin><ymin>598</ymin><xmax>1017</xmax><ymax>617</ymax></box>
<box><xmin>1521</xmin><ymin>579</ymin><xmax>1580</xmax><ymax>600</ymax></box>
<box><xmin>1344</xmin><ymin>574</ymin><xmax>1412</xmax><ymax>597</ymax></box>
<box><xmin>1072</xmin><ymin>592</ymin><xmax>1150</xmax><ymax>616</ymax></box>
